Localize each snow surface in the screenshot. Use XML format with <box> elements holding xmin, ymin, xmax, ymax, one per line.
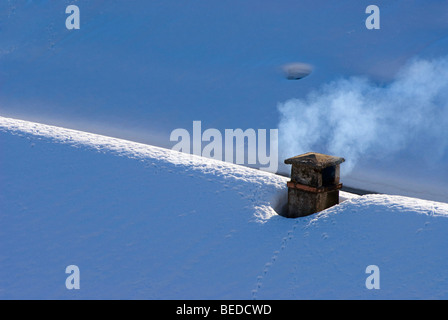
<box><xmin>1</xmin><ymin>116</ymin><xmax>448</xmax><ymax>299</ymax></box>
<box><xmin>1</xmin><ymin>0</ymin><xmax>448</xmax><ymax>202</ymax></box>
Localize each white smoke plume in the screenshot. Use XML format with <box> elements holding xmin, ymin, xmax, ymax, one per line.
<box><xmin>278</xmin><ymin>56</ymin><xmax>448</xmax><ymax>174</ymax></box>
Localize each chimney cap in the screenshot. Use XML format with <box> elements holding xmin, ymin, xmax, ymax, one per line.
<box><xmin>284</xmin><ymin>152</ymin><xmax>345</xmax><ymax>168</ymax></box>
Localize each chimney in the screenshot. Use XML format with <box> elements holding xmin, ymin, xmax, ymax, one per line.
<box><xmin>283</xmin><ymin>152</ymin><xmax>345</xmax><ymax>218</ymax></box>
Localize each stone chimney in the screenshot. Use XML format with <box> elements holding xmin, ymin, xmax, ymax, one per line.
<box><xmin>283</xmin><ymin>152</ymin><xmax>345</xmax><ymax>218</ymax></box>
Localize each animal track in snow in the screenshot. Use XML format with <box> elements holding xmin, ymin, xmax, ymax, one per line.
<box><xmin>252</xmin><ymin>219</ymin><xmax>299</xmax><ymax>299</ymax></box>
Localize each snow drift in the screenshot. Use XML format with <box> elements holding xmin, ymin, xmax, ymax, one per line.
<box><xmin>1</xmin><ymin>116</ymin><xmax>448</xmax><ymax>299</ymax></box>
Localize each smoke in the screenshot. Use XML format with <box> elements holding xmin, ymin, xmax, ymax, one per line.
<box><xmin>278</xmin><ymin>56</ymin><xmax>448</xmax><ymax>174</ymax></box>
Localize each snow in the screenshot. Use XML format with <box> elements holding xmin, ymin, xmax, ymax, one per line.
<box><xmin>1</xmin><ymin>0</ymin><xmax>448</xmax><ymax>300</ymax></box>
<box><xmin>1</xmin><ymin>116</ymin><xmax>448</xmax><ymax>299</ymax></box>
<box><xmin>1</xmin><ymin>1</ymin><xmax>448</xmax><ymax>202</ymax></box>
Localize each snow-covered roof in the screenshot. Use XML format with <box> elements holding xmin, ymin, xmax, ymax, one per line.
<box><xmin>1</xmin><ymin>116</ymin><xmax>448</xmax><ymax>299</ymax></box>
